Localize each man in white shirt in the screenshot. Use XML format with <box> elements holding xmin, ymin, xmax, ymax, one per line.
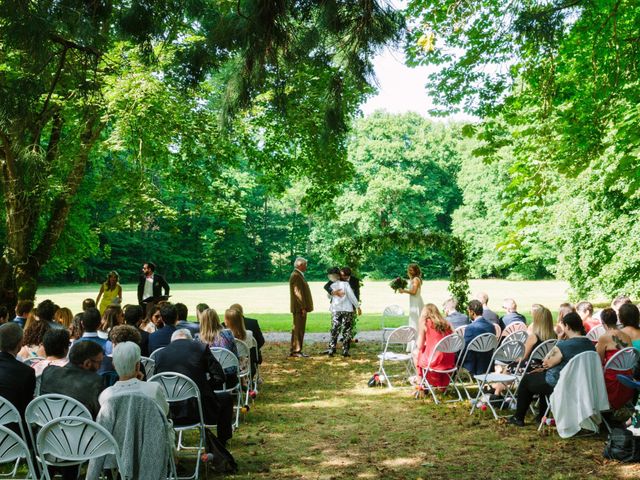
<box><xmin>325</xmin><ymin>268</ymin><xmax>359</xmax><ymax>357</ymax></box>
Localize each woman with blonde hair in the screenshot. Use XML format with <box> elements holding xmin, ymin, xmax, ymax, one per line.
<box><xmin>96</xmin><ymin>271</ymin><xmax>123</xmax><ymax>315</ymax></box>
<box><xmin>413</xmin><ymin>303</ymin><xmax>455</xmax><ymax>388</ymax></box>
<box><xmin>199</xmin><ymin>308</ymin><xmax>238</xmax><ymax>385</ymax></box>
<box><xmin>523</xmin><ymin>304</ymin><xmax>557</xmax><ymax>361</ymax></box>
<box><xmin>54</xmin><ymin>307</ymin><xmax>73</xmax><ymax>329</ymax></box>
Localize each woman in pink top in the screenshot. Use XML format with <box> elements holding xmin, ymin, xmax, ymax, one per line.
<box><xmin>413</xmin><ymin>304</ymin><xmax>455</xmax><ymax>388</ymax></box>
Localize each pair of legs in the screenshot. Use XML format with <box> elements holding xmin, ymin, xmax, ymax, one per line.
<box><xmin>328</xmin><ymin>311</ymin><xmax>354</xmax><ymax>355</ymax></box>
<box><xmin>513</xmin><ymin>371</ymin><xmax>554</xmax><ymax>423</ymax></box>
<box><xmin>290</xmin><ymin>311</ymin><xmax>307</xmax><ymax>355</ymax></box>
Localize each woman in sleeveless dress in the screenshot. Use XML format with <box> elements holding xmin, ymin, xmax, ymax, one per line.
<box><xmin>413</xmin><ymin>304</ymin><xmax>455</xmax><ymax>388</ymax></box>
<box><xmin>597</xmin><ymin>308</ymin><xmax>634</xmax><ymax>410</ymax></box>
<box><xmin>96</xmin><ymin>271</ymin><xmax>123</xmax><ymax>315</ymax></box>
<box><xmin>398</xmin><ymin>263</ymin><xmax>424</xmax><ymax>334</ymax></box>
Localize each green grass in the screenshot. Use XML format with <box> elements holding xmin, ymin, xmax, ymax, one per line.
<box><xmin>232</xmin><ymin>313</ymin><xmax>408</xmax><ymax>333</ymax></box>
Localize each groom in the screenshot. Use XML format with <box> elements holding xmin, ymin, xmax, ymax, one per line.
<box><xmin>289</xmin><ymin>257</ymin><xmax>314</xmax><ymax>358</ymax></box>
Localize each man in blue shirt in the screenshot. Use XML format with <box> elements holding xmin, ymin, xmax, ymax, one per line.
<box><xmin>75</xmin><ymin>308</ymin><xmax>108</xmax><ymax>350</ymax></box>
<box><xmin>463</xmin><ymin>299</ymin><xmax>496</xmax><ymax>375</ymax></box>
<box><xmin>12</xmin><ymin>300</ymin><xmax>33</xmax><ymax>328</ymax></box>
<box><xmin>148</xmin><ymin>304</ymin><xmax>178</xmax><ymax>353</ymax></box>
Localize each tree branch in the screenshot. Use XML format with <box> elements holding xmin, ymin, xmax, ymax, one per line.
<box><xmin>48</xmin><ymin>33</ymin><xmax>102</xmax><ymax>57</ymax></box>
<box><xmin>39</xmin><ymin>47</ymin><xmax>68</xmax><ymax>121</ymax></box>
<box><xmin>0</xmin><ymin>132</ymin><xmax>16</xmax><ymax>181</ymax></box>
<box><xmin>45</xmin><ymin>113</ymin><xmax>64</xmax><ymax>164</ymax></box>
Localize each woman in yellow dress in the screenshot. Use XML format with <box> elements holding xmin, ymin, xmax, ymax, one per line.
<box><xmin>96</xmin><ymin>271</ymin><xmax>123</xmax><ymax>314</ymax></box>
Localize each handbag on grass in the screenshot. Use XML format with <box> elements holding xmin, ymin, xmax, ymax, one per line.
<box><xmin>204</xmin><ymin>427</ymin><xmax>238</xmax><ymax>474</ymax></box>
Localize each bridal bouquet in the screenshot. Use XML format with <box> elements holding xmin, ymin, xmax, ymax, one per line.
<box><xmin>389</xmin><ymin>277</ymin><xmax>408</xmax><ymax>292</ymax></box>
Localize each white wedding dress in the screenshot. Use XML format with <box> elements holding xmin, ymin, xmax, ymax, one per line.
<box><xmin>407</xmin><ymin>278</ymin><xmax>424</xmax><ymax>334</ymax></box>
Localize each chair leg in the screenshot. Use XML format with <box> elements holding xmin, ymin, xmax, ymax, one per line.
<box><xmin>537</xmin><ymin>401</ymin><xmax>551</xmax><ymax>432</ymax></box>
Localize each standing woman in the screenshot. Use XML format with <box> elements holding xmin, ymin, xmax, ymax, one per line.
<box><xmin>96</xmin><ymin>271</ymin><xmax>123</xmax><ymax>315</ymax></box>
<box><xmin>398</xmin><ymin>264</ymin><xmax>424</xmax><ymax>335</ymax></box>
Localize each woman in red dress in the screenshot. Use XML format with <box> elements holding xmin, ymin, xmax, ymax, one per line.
<box><xmin>413</xmin><ymin>303</ymin><xmax>455</xmax><ymax>388</ymax></box>
<box><xmin>596</xmin><ymin>308</ymin><xmax>634</xmax><ymax>410</ymax></box>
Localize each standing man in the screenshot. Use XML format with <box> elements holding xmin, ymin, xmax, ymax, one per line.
<box><xmin>289</xmin><ymin>257</ymin><xmax>313</xmax><ymax>358</ymax></box>
<box><xmin>137</xmin><ymin>262</ymin><xmax>170</xmax><ymax>312</ymax></box>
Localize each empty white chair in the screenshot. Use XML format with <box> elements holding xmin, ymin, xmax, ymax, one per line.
<box><xmin>0</xmin><ymin>425</ymin><xmax>38</xmax><ymax>479</ymax></box>
<box><xmin>416</xmin><ymin>333</ymin><xmax>465</xmax><ymax>403</ymax></box>
<box><xmin>377</xmin><ymin>326</ymin><xmax>416</xmax><ymax>388</ymax></box>
<box><xmin>37</xmin><ymin>416</ymin><xmax>123</xmax><ymax>480</ymax></box>
<box><xmin>0</xmin><ymin>395</ymin><xmax>29</xmax><ymax>478</ymax></box>
<box><xmin>381</xmin><ymin>305</ymin><xmax>405</xmax><ymax>344</ymax></box>
<box><xmin>149</xmin><ymin>372</ymin><xmax>205</xmax><ymax>480</ymax></box>
<box><xmin>470</xmin><ymin>340</ymin><xmax>525</xmax><ymax>419</ymax></box>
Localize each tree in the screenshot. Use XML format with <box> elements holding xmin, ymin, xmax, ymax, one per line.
<box><xmin>0</xmin><ymin>1</ymin><xmax>403</xmax><ymax>303</ymax></box>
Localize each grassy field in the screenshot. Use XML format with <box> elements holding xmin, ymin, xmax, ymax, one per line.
<box><xmin>223</xmin><ymin>342</ymin><xmax>638</xmax><ymax>479</ymax></box>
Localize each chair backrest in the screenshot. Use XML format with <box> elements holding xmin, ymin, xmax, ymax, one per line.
<box><xmin>467</xmin><ymin>333</ymin><xmax>498</xmax><ymax>353</ymax></box>
<box><xmin>491</xmin><ymin>340</ymin><xmax>525</xmax><ymax>365</ymax></box>
<box><xmin>586</xmin><ymin>325</ymin><xmax>606</xmax><ymax>342</ymax></box>
<box><xmin>0</xmin><ymin>395</ymin><xmax>22</xmax><ymax>428</ymax></box>
<box><xmin>455</xmin><ymin>325</ymin><xmax>467</xmax><ymax>337</ymax></box>
<box><xmin>140</xmin><ymin>356</ymin><xmax>155</xmax><ymax>377</ymax></box>
<box><xmin>149</xmin><ymin>347</ymin><xmax>164</xmax><ymax>362</ymax></box>
<box><xmin>493</xmin><ymin>323</ymin><xmax>502</xmax><ymax>338</ymax></box>
<box><xmin>382</xmin><ymin>305</ymin><xmax>405</xmax><ymax>317</ymax></box>
<box><xmin>385</xmin><ymin>326</ymin><xmax>416</xmax><ymax>346</ymax></box>
<box><xmin>0</xmin><ymin>425</ymin><xmax>37</xmax><ymax>477</ymax></box>
<box><xmin>502</xmin><ymin>321</ymin><xmax>527</xmax><ymax>337</ymax></box>
<box><xmin>148</xmin><ymin>372</ymin><xmax>205</xmax><ymax>426</ymax></box>
<box><xmin>37</xmin><ymin>416</ymin><xmax>121</xmax><ymax>465</ymax></box>
<box><xmin>234</xmin><ymin>339</ymin><xmax>250</xmax><ymax>359</ymax></box>
<box><xmin>504</xmin><ymin>330</ymin><xmax>528</xmax><ymax>344</ymax></box>
<box><xmin>234</xmin><ymin>339</ymin><xmax>251</xmax><ymax>376</ymax></box>
<box><xmin>604</xmin><ymin>347</ymin><xmax>640</xmax><ymax>372</ymax></box>
<box><xmin>210</xmin><ymin>347</ymin><xmax>240</xmax><ymax>373</ymax></box>
<box><xmin>22</xmin><ymin>356</ymin><xmax>45</xmax><ymax>367</ymax></box>
<box><xmin>529</xmin><ymin>339</ymin><xmax>558</xmax><ymax>363</ymax></box>
<box><xmin>434</xmin><ymin>333</ymin><xmax>465</xmax><ymax>355</ymax></box>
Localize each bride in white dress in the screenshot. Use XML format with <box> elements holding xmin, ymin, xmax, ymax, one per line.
<box><xmin>398</xmin><ymin>263</ymin><xmax>424</xmax><ymax>335</ymax></box>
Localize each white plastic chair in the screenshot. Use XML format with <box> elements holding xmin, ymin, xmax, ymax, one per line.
<box><xmin>503</xmin><ymin>330</ymin><xmax>528</xmax><ymax>345</ymax></box>
<box><xmin>234</xmin><ymin>339</ymin><xmax>252</xmax><ymax>406</ymax></box>
<box><xmin>140</xmin><ymin>356</ymin><xmax>155</xmax><ymax>378</ymax></box>
<box><xmin>586</xmin><ymin>325</ymin><xmax>606</xmax><ymax>342</ymax></box>
<box><xmin>0</xmin><ymin>395</ymin><xmax>29</xmax><ymax>478</ymax></box>
<box><xmin>149</xmin><ymin>372</ymin><xmax>204</xmax><ymax>480</ymax></box>
<box><xmin>36</xmin><ymin>416</ymin><xmax>123</xmax><ymax>480</ymax></box>
<box><xmin>249</xmin><ymin>336</ymin><xmax>261</xmax><ymax>395</ymax></box>
<box><xmin>501</xmin><ymin>321</ymin><xmax>527</xmax><ymax>337</ymax></box>
<box><xmin>455</xmin><ymin>333</ymin><xmax>499</xmax><ymax>400</ymax></box>
<box><xmin>454</xmin><ymin>325</ymin><xmax>467</xmax><ymax>337</ymax></box>
<box><xmin>211</xmin><ymin>347</ymin><xmax>242</xmax><ymax>429</ymax></box>
<box><xmin>381</xmin><ymin>305</ymin><xmax>405</xmax><ymax>344</ymax></box>
<box><xmin>470</xmin><ymin>340</ymin><xmax>525</xmax><ymax>419</ymax></box>
<box><xmin>416</xmin><ymin>333</ymin><xmax>465</xmax><ymax>403</ymax></box>
<box><xmin>377</xmin><ymin>326</ymin><xmax>416</xmax><ymax>388</ymax></box>
<box><xmin>149</xmin><ymin>347</ymin><xmax>165</xmax><ymax>362</ymax></box>
<box><xmin>601</xmin><ymin>347</ymin><xmax>640</xmax><ymax>431</ymax></box>
<box><xmin>0</xmin><ymin>425</ymin><xmax>38</xmax><ymax>479</ymax></box>
<box><xmin>25</xmin><ymin>394</ymin><xmax>92</xmax><ymax>475</ymax></box>
<box><xmin>493</xmin><ymin>323</ymin><xmax>502</xmax><ymax>338</ymax></box>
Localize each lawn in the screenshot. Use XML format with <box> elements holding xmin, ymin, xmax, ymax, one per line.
<box><xmin>226</xmin><ymin>342</ymin><xmax>639</xmax><ymax>480</ymax></box>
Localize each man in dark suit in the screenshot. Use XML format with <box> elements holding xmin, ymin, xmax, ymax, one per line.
<box><xmin>154</xmin><ymin>330</ymin><xmax>233</xmax><ymax>445</ymax></box>
<box><xmin>148</xmin><ymin>303</ymin><xmax>178</xmax><ymax>353</ymax></box>
<box><xmin>499</xmin><ymin>298</ymin><xmax>526</xmax><ymax>330</ymax></box>
<box><xmin>123</xmin><ymin>304</ymin><xmax>150</xmax><ymax>357</ymax></box>
<box><xmin>175</xmin><ymin>303</ymin><xmax>200</xmax><ymax>335</ymax></box>
<box><xmin>229</xmin><ymin>303</ymin><xmax>265</xmax><ymax>365</ymax></box>
<box><xmin>137</xmin><ymin>262</ymin><xmax>170</xmax><ymax>310</ymax></box>
<box><xmin>289</xmin><ymin>257</ymin><xmax>314</xmax><ymax>357</ymax></box>
<box><xmin>0</xmin><ymin>323</ymin><xmax>36</xmax><ymax>420</ymax></box>
<box><xmin>40</xmin><ymin>341</ymin><xmax>105</xmax><ymax>418</ymax></box>
<box><xmin>462</xmin><ymin>299</ymin><xmax>496</xmax><ymax>375</ymax></box>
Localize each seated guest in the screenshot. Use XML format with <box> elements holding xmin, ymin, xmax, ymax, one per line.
<box><xmin>413</xmin><ymin>304</ymin><xmax>455</xmax><ymax>388</ymax></box>
<box><xmin>508</xmin><ymin>312</ymin><xmax>594</xmax><ymax>427</ymax></box>
<box><xmin>54</xmin><ymin>307</ymin><xmax>73</xmax><ymax>330</ymax></box>
<box><xmin>196</xmin><ymin>303</ymin><xmax>209</xmax><ymax>323</ymax></box>
<box><xmin>0</xmin><ymin>307</ymin><xmax>7</xmax><ymax>325</ymax></box>
<box><xmin>31</xmin><ymin>329</ymin><xmax>70</xmax><ymax>377</ymax></box>
<box><xmin>17</xmin><ymin>317</ymin><xmax>50</xmax><ymax>360</ymax></box>
<box><xmin>99</xmin><ymin>325</ymin><xmax>144</xmax><ymax>383</ymax></box>
<box><xmin>475</xmin><ymin>292</ymin><xmax>498</xmax><ymax>324</ymax></box>
<box><xmin>99</xmin><ymin>341</ymin><xmax>168</xmax><ymax>415</ymax></box>
<box><xmin>12</xmin><ymin>300</ymin><xmax>33</xmax><ymax>329</ymax></box>
<box><xmin>176</xmin><ymin>303</ymin><xmax>200</xmax><ymax>335</ymax></box>
<box><xmin>69</xmin><ymin>313</ymin><xmax>84</xmax><ymax>341</ymax></box>
<box><xmin>576</xmin><ymin>301</ymin><xmax>599</xmax><ymax>333</ymax></box>
<box><xmin>154</xmin><ymin>329</ymin><xmax>234</xmax><ymax>445</ymax></box>
<box><xmin>124</xmin><ymin>304</ymin><xmax>150</xmax><ymax>357</ymax></box>
<box><xmin>0</xmin><ymin>323</ymin><xmax>36</xmax><ymax>419</ymax></box>
<box><xmin>225</xmin><ymin>308</ymin><xmax>254</xmax><ymax>349</ymax></box>
<box><xmin>442</xmin><ymin>298</ymin><xmax>469</xmax><ymax>330</ymax></box>
<box><xmin>37</xmin><ymin>299</ymin><xmax>64</xmax><ymax>330</ymax></box>
<box><xmin>199</xmin><ymin>309</ymin><xmax>238</xmax><ymax>386</ymax></box>
<box><xmin>554</xmin><ymin>303</ymin><xmax>575</xmax><ymax>339</ymax></box>
<box><xmin>462</xmin><ymin>300</ymin><xmax>496</xmax><ymax>375</ymax></box>
<box><xmin>100</xmin><ymin>306</ymin><xmax>124</xmax><ymax>355</ymax></box>
<box><xmin>230</xmin><ymin>303</ymin><xmax>265</xmax><ymax>365</ymax></box>
<box><xmin>82</xmin><ymin>298</ymin><xmax>96</xmax><ymax>311</ymax></box>
<box><xmin>140</xmin><ymin>304</ymin><xmax>161</xmax><ymax>334</ymax></box>
<box><xmin>619</xmin><ymin>303</ymin><xmax>640</xmax><ymax>351</ymax></box>
<box><xmin>597</xmin><ymin>308</ymin><xmax>633</xmax><ymax>410</ymax></box>
<box><xmin>499</xmin><ymin>298</ymin><xmax>526</xmax><ymax>330</ymax></box>
<box><xmin>74</xmin><ymin>308</ymin><xmax>108</xmax><ymax>350</ymax></box>
<box><xmin>522</xmin><ymin>304</ymin><xmax>557</xmax><ymax>362</ymax></box>
<box><xmin>40</xmin><ymin>341</ymin><xmax>105</xmax><ymax>418</ymax></box>
<box><xmin>612</xmin><ymin>295</ymin><xmax>632</xmax><ymax>316</ymax></box>
<box><xmin>148</xmin><ymin>304</ymin><xmax>179</xmax><ymax>353</ymax></box>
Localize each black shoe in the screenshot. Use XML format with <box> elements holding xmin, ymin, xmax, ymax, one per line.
<box><xmin>507</xmin><ymin>416</ymin><xmax>525</xmax><ymax>427</ymax></box>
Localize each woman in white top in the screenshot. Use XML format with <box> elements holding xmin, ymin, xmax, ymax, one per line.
<box><xmin>99</xmin><ymin>341</ymin><xmax>168</xmax><ymax>416</ymax></box>
<box><xmin>397</xmin><ymin>263</ymin><xmax>424</xmax><ymax>335</ymax></box>
<box><xmin>326</xmin><ymin>272</ymin><xmax>359</xmax><ymax>357</ymax></box>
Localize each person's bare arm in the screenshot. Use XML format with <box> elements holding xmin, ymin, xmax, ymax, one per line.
<box><xmin>542</xmin><ymin>346</ymin><xmax>563</xmax><ymax>369</ymax></box>
<box><xmin>400</xmin><ymin>278</ymin><xmax>420</xmax><ymax>295</ymax></box>
<box><xmin>595</xmin><ymin>336</ymin><xmax>608</xmax><ymax>362</ymax></box>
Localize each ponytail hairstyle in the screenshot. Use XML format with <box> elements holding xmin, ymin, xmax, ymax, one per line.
<box><xmin>560</xmin><ymin>312</ymin><xmax>586</xmax><ymax>336</ymax></box>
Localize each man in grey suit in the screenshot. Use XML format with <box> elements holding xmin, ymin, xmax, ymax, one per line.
<box><xmin>443</xmin><ymin>298</ymin><xmax>470</xmax><ymax>330</ymax></box>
